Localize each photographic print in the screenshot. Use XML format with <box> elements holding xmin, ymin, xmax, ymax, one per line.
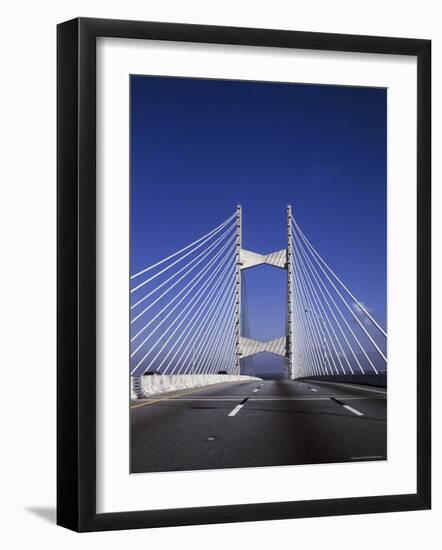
<box><xmin>129</xmin><ymin>75</ymin><xmax>387</xmax><ymax>474</ymax></box>
<box><xmin>57</xmin><ymin>18</ymin><xmax>431</xmax><ymax>531</ymax></box>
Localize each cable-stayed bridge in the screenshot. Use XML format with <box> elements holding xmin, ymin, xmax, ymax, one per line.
<box><xmin>130</xmin><ymin>205</ymin><xmax>387</xmax><ymax>381</ymax></box>
<box><xmin>130</xmin><ymin>207</ymin><xmax>387</xmax><ymax>473</ymax></box>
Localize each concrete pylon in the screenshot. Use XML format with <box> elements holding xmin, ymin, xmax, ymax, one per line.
<box><xmin>287</xmin><ymin>205</ymin><xmax>294</xmax><ymax>380</ymax></box>
<box><xmin>235</xmin><ymin>205</ymin><xmax>242</xmax><ymax>375</ymax></box>
<box><xmin>235</xmin><ymin>206</ymin><xmax>294</xmax><ymax>377</ymax></box>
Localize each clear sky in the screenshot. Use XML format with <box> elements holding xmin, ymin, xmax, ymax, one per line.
<box><xmin>130</xmin><ymin>75</ymin><xmax>386</xmax><ymax>377</ymax></box>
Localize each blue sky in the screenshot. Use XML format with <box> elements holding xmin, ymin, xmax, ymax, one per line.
<box><xmin>130</xmin><ymin>76</ymin><xmax>386</xmax><ymax>377</ymax></box>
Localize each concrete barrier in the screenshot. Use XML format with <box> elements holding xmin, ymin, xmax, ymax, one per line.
<box><xmin>131</xmin><ymin>374</ymin><xmax>262</xmax><ymax>400</ymax></box>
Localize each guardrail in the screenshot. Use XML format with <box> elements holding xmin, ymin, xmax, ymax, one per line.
<box><xmin>131</xmin><ymin>374</ymin><xmax>262</xmax><ymax>400</ymax></box>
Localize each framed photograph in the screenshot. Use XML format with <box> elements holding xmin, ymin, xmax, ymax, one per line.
<box><xmin>57</xmin><ymin>17</ymin><xmax>431</xmax><ymax>532</ymax></box>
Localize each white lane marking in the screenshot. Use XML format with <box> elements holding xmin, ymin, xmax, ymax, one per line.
<box><xmin>247</xmin><ymin>397</ymin><xmax>383</xmax><ymax>401</ymax></box>
<box><xmin>343</xmin><ymin>404</ymin><xmax>364</xmax><ymax>416</ymax></box>
<box><xmin>253</xmin><ymin>388</ymin><xmax>259</xmax><ymax>393</ymax></box>
<box><xmin>171</xmin><ymin>396</ymin><xmax>384</xmax><ymax>402</ymax></box>
<box><xmin>249</xmin><ymin>397</ymin><xmax>330</xmax><ymax>401</ymax></box>
<box><xmin>168</xmin><ymin>395</ymin><xmax>249</xmax><ymax>401</ymax></box>
<box><xmin>310</xmin><ymin>388</ymin><xmax>318</xmax><ymax>392</ymax></box>
<box><xmin>313</xmin><ymin>381</ymin><xmax>387</xmax><ymax>395</ymax></box>
<box><xmin>173</xmin><ymin>398</ymin><xmax>244</xmax><ymax>401</ymax></box>
<box><xmin>228</xmin><ymin>404</ymin><xmax>244</xmax><ymax>417</ymax></box>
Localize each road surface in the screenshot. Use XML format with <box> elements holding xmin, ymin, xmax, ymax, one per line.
<box><xmin>130</xmin><ymin>379</ymin><xmax>386</xmax><ymax>473</ymax></box>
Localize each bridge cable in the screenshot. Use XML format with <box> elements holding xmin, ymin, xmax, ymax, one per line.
<box><xmin>293</xmin><ymin>237</ymin><xmax>356</xmax><ymax>374</ymax></box>
<box><xmin>131</xmin><ymin>223</ymin><xmax>236</xmax><ymax>311</ymax></box>
<box><xmin>131</xmin><ymin>242</ymin><xmax>235</xmax><ymax>373</ymax></box>
<box><xmin>162</xmin><ymin>268</ymin><xmax>236</xmax><ymax>375</ymax></box>
<box><xmin>293</xmin><ymin>234</ymin><xmax>374</xmax><ymax>375</ymax></box>
<box><xmin>168</xmin><ymin>274</ymin><xmax>236</xmax><ymax>375</ymax></box>
<box><xmin>131</xmin><ymin>234</ymin><xmax>235</xmax><ymax>347</ymax></box>
<box><xmin>293</xmin><ymin>219</ymin><xmax>387</xmax><ymax>339</ymax></box>
<box><xmin>131</xmin><ymin>212</ymin><xmax>236</xmax><ymax>281</ymax></box>
<box><xmin>292</xmin><ymin>247</ymin><xmax>338</xmax><ymax>375</ymax></box>
<box><xmin>293</xmin><ymin>220</ymin><xmax>386</xmax><ymax>366</ymax></box>
<box><xmin>166</xmin><ymin>275</ymin><xmax>235</xmax><ymax>375</ymax></box>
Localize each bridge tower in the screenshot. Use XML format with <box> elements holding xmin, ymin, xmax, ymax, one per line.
<box><xmin>236</xmin><ymin>205</ymin><xmax>293</xmax><ymax>379</ymax></box>
<box><xmin>235</xmin><ymin>205</ymin><xmax>242</xmax><ymax>376</ymax></box>
<box><xmin>130</xmin><ymin>204</ymin><xmax>387</xmax><ymax>380</ymax></box>
<box><xmin>286</xmin><ymin>205</ymin><xmax>294</xmax><ymax>380</ymax></box>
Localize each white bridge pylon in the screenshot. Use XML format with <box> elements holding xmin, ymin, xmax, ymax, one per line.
<box><xmin>236</xmin><ymin>205</ymin><xmax>291</xmax><ymax>372</ymax></box>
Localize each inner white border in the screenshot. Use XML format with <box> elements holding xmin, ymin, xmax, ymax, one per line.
<box><xmin>96</xmin><ymin>37</ymin><xmax>417</xmax><ymax>513</ymax></box>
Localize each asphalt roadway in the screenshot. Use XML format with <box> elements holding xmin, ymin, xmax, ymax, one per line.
<box><xmin>130</xmin><ymin>379</ymin><xmax>386</xmax><ymax>473</ymax></box>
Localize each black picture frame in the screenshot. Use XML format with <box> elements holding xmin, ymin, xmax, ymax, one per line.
<box><xmin>57</xmin><ymin>17</ymin><xmax>431</xmax><ymax>532</ymax></box>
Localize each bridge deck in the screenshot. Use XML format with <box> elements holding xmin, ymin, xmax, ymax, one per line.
<box><xmin>130</xmin><ymin>379</ymin><xmax>386</xmax><ymax>473</ymax></box>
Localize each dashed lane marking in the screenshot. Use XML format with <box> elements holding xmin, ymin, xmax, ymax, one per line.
<box><xmin>130</xmin><ymin>384</ymin><xmax>242</xmax><ymax>409</ymax></box>
<box><xmin>132</xmin><ymin>392</ymin><xmax>385</xmax><ymax>409</ymax></box>
<box><xmin>228</xmin><ymin>404</ymin><xmax>244</xmax><ymax>417</ymax></box>
<box><xmin>228</xmin><ymin>397</ymin><xmax>249</xmax><ymax>416</ymax></box>
<box><xmin>330</xmin><ymin>396</ymin><xmax>365</xmax><ymax>417</ymax></box>
<box><xmin>170</xmin><ymin>396</ymin><xmax>385</xmax><ymax>402</ymax></box>
<box><xmin>343</xmin><ymin>404</ymin><xmax>364</xmax><ymax>416</ymax></box>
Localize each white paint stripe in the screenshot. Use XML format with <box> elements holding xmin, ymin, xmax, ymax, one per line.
<box><xmin>172</xmin><ymin>395</ymin><xmax>249</xmax><ymax>399</ymax></box>
<box><xmin>249</xmin><ymin>397</ymin><xmax>330</xmax><ymax>401</ymax></box>
<box><xmin>228</xmin><ymin>404</ymin><xmax>244</xmax><ymax>417</ymax></box>
<box><xmin>173</xmin><ymin>398</ymin><xmax>244</xmax><ymax>401</ymax></box>
<box><xmin>247</xmin><ymin>397</ymin><xmax>383</xmax><ymax>402</ymax></box>
<box><xmin>312</xmin><ymin>381</ymin><xmax>387</xmax><ymax>395</ymax></box>
<box><xmin>343</xmin><ymin>404</ymin><xmax>364</xmax><ymax>416</ymax></box>
<box><xmin>171</xmin><ymin>396</ymin><xmax>385</xmax><ymax>402</ymax></box>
